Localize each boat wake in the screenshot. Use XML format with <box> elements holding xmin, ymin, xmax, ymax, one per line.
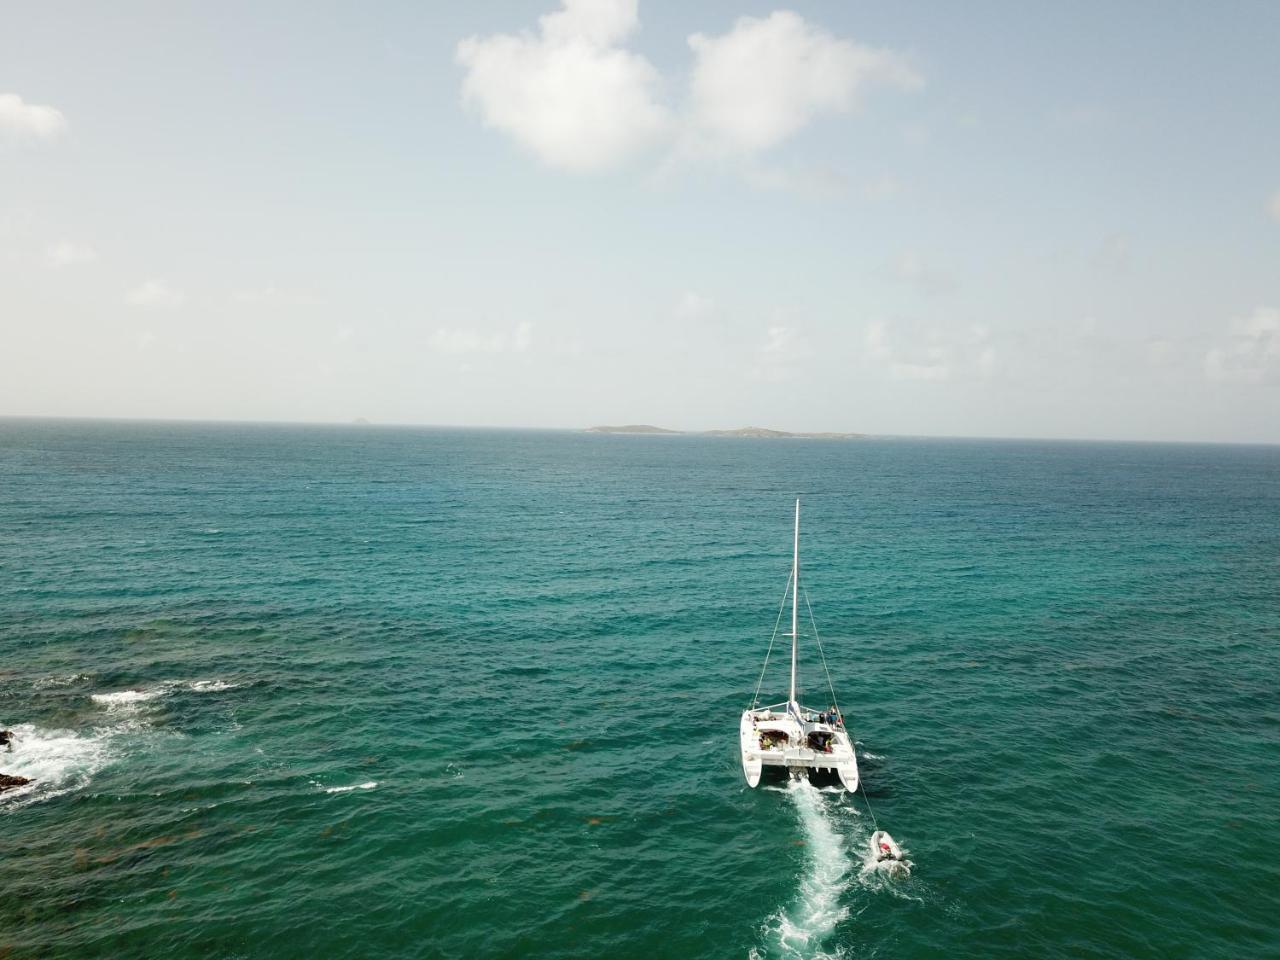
<box><xmin>755</xmin><ymin>779</ymin><xmax>859</xmax><ymax>959</ymax></box>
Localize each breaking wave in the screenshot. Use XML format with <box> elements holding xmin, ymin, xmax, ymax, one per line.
<box><xmin>188</xmin><ymin>679</ymin><xmax>240</xmax><ymax>693</ymax></box>
<box><xmin>0</xmin><ymin>723</ymin><xmax>115</xmax><ymax>811</ymax></box>
<box><xmin>32</xmin><ymin>673</ymin><xmax>92</xmax><ymax>689</ymax></box>
<box><xmin>3</xmin><ymin>678</ymin><xmax>242</xmax><ymax>810</ymax></box>
<box><xmin>323</xmin><ymin>781</ymin><xmax>378</xmax><ymax>794</ymax></box>
<box><xmin>90</xmin><ymin>689</ymin><xmax>162</xmax><ymax>709</ymax></box>
<box><xmin>92</xmin><ymin>679</ymin><xmax>241</xmax><ymax>705</ymax></box>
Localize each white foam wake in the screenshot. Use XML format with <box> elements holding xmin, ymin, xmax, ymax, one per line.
<box><xmin>759</xmin><ymin>779</ymin><xmax>856</xmax><ymax>959</ymax></box>
<box><xmin>323</xmin><ymin>781</ymin><xmax>378</xmax><ymax>794</ymax></box>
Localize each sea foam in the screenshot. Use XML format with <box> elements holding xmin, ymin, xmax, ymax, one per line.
<box><xmin>0</xmin><ymin>723</ymin><xmax>113</xmax><ymax>811</ymax></box>
<box><xmin>188</xmin><ymin>679</ymin><xmax>240</xmax><ymax>693</ymax></box>
<box><xmin>4</xmin><ymin>677</ymin><xmax>239</xmax><ymax>809</ymax></box>
<box><xmin>323</xmin><ymin>781</ymin><xmax>378</xmax><ymax>794</ymax></box>
<box><xmin>759</xmin><ymin>778</ymin><xmax>855</xmax><ymax>959</ymax></box>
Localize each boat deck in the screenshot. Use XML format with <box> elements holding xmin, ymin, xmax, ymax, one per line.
<box><xmin>739</xmin><ymin>703</ymin><xmax>859</xmax><ymax>790</ymax></box>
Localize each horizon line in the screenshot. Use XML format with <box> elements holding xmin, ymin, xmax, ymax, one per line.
<box><xmin>0</xmin><ymin>413</ymin><xmax>1276</xmax><ymax>448</ymax></box>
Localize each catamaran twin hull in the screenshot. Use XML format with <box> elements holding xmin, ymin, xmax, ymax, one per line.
<box><xmin>739</xmin><ymin>702</ymin><xmax>859</xmax><ymax>791</ymax></box>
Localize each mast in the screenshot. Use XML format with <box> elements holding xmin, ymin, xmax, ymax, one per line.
<box><xmin>789</xmin><ymin>498</ymin><xmax>800</xmax><ymax>705</ymax></box>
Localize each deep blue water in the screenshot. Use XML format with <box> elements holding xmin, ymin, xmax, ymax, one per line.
<box><xmin>2</xmin><ymin>419</ymin><xmax>1279</xmax><ymax>958</ymax></box>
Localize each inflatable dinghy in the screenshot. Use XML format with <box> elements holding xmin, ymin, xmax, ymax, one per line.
<box><xmin>870</xmin><ymin>830</ymin><xmax>910</xmax><ymax>877</ymax></box>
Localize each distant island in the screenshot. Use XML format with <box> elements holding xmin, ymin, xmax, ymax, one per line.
<box><xmin>586</xmin><ymin>424</ymin><xmax>865</xmax><ymax>440</ymax></box>
<box><xmin>584</xmin><ymin>424</ymin><xmax>682</xmax><ymax>435</ymax></box>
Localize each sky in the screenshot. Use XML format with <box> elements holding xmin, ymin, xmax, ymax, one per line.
<box><xmin>2</xmin><ymin>0</ymin><xmax>1278</xmax><ymax>442</ymax></box>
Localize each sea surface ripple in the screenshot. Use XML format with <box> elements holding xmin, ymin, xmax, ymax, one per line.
<box><xmin>2</xmin><ymin>420</ymin><xmax>1279</xmax><ymax>958</ymax></box>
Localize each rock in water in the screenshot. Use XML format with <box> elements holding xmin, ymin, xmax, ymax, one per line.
<box><xmin>0</xmin><ymin>773</ymin><xmax>33</xmax><ymax>793</ymax></box>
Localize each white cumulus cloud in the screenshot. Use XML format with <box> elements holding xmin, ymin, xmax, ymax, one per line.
<box><xmin>686</xmin><ymin>10</ymin><xmax>921</xmax><ymax>154</ymax></box>
<box><xmin>865</xmin><ymin>318</ymin><xmax>891</xmax><ymax>360</ymax></box>
<box><xmin>740</xmin><ymin>161</ymin><xmax>849</xmax><ymax>198</ymax></box>
<box><xmin>456</xmin><ymin>0</ymin><xmax>669</xmax><ymax>172</ymax></box>
<box><xmin>673</xmin><ymin>290</ymin><xmax>714</xmax><ymax>322</ymax></box>
<box><xmin>752</xmin><ymin>322</ymin><xmax>811</xmax><ymax>382</ymax></box>
<box><xmin>46</xmin><ymin>240</ymin><xmax>97</xmax><ymax>267</ymax></box>
<box><xmin>865</xmin><ymin>317</ymin><xmax>987</xmax><ymax>382</ymax></box>
<box><xmin>0</xmin><ymin>92</ymin><xmax>68</xmax><ymax>140</ymax></box>
<box><xmin>890</xmin><ymin>358</ymin><xmax>950</xmax><ymax>381</ymax></box>
<box><xmin>760</xmin><ymin>324</ymin><xmax>799</xmax><ymax>355</ymax></box>
<box><xmin>457</xmin><ymin>4</ymin><xmax>920</xmax><ymax>174</ymax></box>
<box><xmin>893</xmin><ymin>251</ymin><xmax>956</xmax><ymax>296</ymax></box>
<box><xmin>231</xmin><ymin>286</ymin><xmax>324</xmax><ymax>306</ymax></box>
<box><xmin>431</xmin><ymin>321</ymin><xmax>534</xmax><ymax>355</ymax></box>
<box><xmin>1205</xmin><ymin>307</ymin><xmax>1280</xmax><ymax>385</ymax></box>
<box><xmin>862</xmin><ymin>174</ymin><xmax>904</xmax><ymax>201</ymax></box>
<box><xmin>126</xmin><ymin>279</ymin><xmax>185</xmax><ymax>308</ymax></box>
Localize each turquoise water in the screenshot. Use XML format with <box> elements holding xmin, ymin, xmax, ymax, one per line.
<box><xmin>2</xmin><ymin>419</ymin><xmax>1279</xmax><ymax>958</ymax></box>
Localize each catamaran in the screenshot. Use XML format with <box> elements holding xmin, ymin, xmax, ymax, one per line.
<box><xmin>740</xmin><ymin>499</ymin><xmax>859</xmax><ymax>791</ymax></box>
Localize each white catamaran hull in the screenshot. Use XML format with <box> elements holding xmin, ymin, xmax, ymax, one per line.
<box><xmin>740</xmin><ymin>705</ymin><xmax>859</xmax><ymax>791</ymax></box>
<box><xmin>739</xmin><ymin>711</ymin><xmax>764</xmax><ymax>788</ymax></box>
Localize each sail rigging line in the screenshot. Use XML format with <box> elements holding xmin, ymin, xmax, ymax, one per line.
<box><xmin>799</xmin><ymin>583</ymin><xmax>842</xmax><ymax>726</ymax></box>
<box><xmin>858</xmin><ymin>780</ymin><xmax>880</xmax><ymax>832</ymax></box>
<box><xmin>797</xmin><ymin>582</ymin><xmax>882</xmax><ymax>832</ymax></box>
<box><xmin>749</xmin><ymin>571</ymin><xmax>793</xmax><ymax>710</ymax></box>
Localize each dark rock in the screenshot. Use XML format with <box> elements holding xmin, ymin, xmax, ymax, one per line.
<box><xmin>0</xmin><ymin>730</ymin><xmax>12</xmax><ymax>747</ymax></box>
<box><xmin>0</xmin><ymin>773</ymin><xmax>33</xmax><ymax>794</ymax></box>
